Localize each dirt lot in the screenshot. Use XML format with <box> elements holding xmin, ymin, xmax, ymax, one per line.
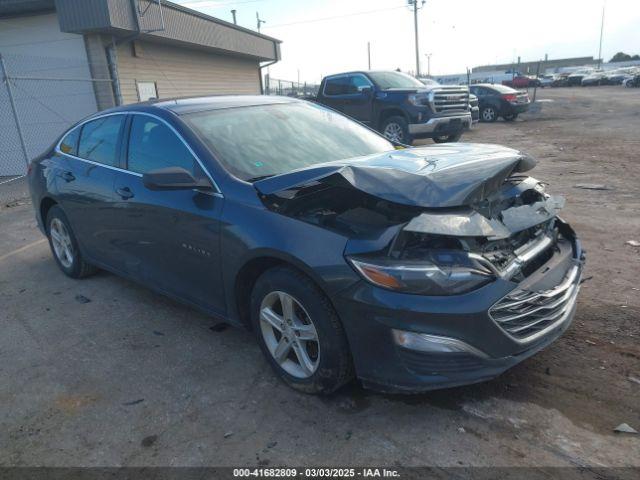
<box><xmin>1</xmin><ymin>86</ymin><xmax>639</xmax><ymax>470</ymax></box>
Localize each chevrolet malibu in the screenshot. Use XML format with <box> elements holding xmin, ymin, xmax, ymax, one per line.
<box><xmin>28</xmin><ymin>96</ymin><xmax>584</xmax><ymax>394</ymax></box>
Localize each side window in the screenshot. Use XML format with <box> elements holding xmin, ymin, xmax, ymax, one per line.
<box><xmin>348</xmin><ymin>75</ymin><xmax>371</xmax><ymax>94</ymax></box>
<box><xmin>127</xmin><ymin>115</ymin><xmax>199</xmax><ymax>175</ymax></box>
<box><xmin>324</xmin><ymin>76</ymin><xmax>349</xmax><ymax>96</ymax></box>
<box><xmin>78</xmin><ymin>116</ymin><xmax>125</xmax><ymax>166</ymax></box>
<box><xmin>59</xmin><ymin>127</ymin><xmax>80</xmax><ymax>156</ymax></box>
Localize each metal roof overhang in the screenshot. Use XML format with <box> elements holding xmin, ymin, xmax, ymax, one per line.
<box><xmin>1</xmin><ymin>0</ymin><xmax>280</xmax><ymax>62</ymax></box>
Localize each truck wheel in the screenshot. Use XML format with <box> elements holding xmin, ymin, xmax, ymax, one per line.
<box><xmin>381</xmin><ymin>116</ymin><xmax>411</xmax><ymax>144</ymax></box>
<box><xmin>433</xmin><ymin>133</ymin><xmax>462</xmax><ymax>143</ymax></box>
<box><xmin>480</xmin><ymin>106</ymin><xmax>498</xmax><ymax>123</ymax></box>
<box><xmin>503</xmin><ymin>113</ymin><xmax>518</xmax><ymax>122</ymax></box>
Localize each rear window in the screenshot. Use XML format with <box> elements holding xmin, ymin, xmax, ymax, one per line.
<box><xmin>324</xmin><ymin>76</ymin><xmax>350</xmax><ymax>96</ymax></box>
<box><xmin>78</xmin><ymin>116</ymin><xmax>125</xmax><ymax>167</ymax></box>
<box><xmin>487</xmin><ymin>84</ymin><xmax>518</xmax><ymax>94</ymax></box>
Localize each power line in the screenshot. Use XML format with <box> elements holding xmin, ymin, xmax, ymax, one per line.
<box><xmin>264</xmin><ymin>5</ymin><xmax>407</xmax><ymax>29</ymax></box>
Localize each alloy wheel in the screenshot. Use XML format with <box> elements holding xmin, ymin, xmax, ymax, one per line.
<box><xmin>482</xmin><ymin>108</ymin><xmax>496</xmax><ymax>121</ymax></box>
<box><xmin>50</xmin><ymin>218</ymin><xmax>74</xmax><ymax>268</ymax></box>
<box><xmin>259</xmin><ymin>291</ymin><xmax>320</xmax><ymax>379</ymax></box>
<box><xmin>383</xmin><ymin>123</ymin><xmax>404</xmax><ymax>143</ymax></box>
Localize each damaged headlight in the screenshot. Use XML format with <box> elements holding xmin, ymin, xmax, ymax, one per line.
<box><xmin>347</xmin><ymin>251</ymin><xmax>494</xmax><ymax>295</ymax></box>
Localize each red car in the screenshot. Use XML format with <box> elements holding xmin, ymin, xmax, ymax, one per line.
<box><xmin>503</xmin><ymin>75</ymin><xmax>539</xmax><ymax>89</ymax></box>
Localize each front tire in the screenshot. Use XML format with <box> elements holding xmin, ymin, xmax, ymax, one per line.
<box><xmin>250</xmin><ymin>267</ymin><xmax>354</xmax><ymax>394</ymax></box>
<box><xmin>381</xmin><ymin>116</ymin><xmax>412</xmax><ymax>145</ymax></box>
<box><xmin>480</xmin><ymin>106</ymin><xmax>498</xmax><ymax>123</ymax></box>
<box><xmin>503</xmin><ymin>113</ymin><xmax>518</xmax><ymax>122</ymax></box>
<box><xmin>46</xmin><ymin>205</ymin><xmax>97</xmax><ymax>278</ymax></box>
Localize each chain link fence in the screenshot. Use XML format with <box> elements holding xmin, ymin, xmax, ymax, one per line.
<box><xmin>0</xmin><ymin>52</ymin><xmax>113</xmax><ymax>177</ymax></box>
<box><xmin>264</xmin><ymin>75</ymin><xmax>319</xmax><ymax>98</ymax></box>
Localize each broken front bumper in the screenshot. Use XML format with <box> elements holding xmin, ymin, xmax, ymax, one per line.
<box><xmin>335</xmin><ymin>228</ymin><xmax>584</xmax><ymax>393</ymax></box>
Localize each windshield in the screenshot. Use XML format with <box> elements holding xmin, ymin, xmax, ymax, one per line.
<box><xmin>367</xmin><ymin>71</ymin><xmax>425</xmax><ymax>89</ymax></box>
<box><xmin>183</xmin><ymin>101</ymin><xmax>394</xmax><ymax>181</ymax></box>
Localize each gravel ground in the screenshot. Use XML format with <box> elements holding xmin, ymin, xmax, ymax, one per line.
<box><xmin>0</xmin><ymin>86</ymin><xmax>638</xmax><ymax>470</ymax></box>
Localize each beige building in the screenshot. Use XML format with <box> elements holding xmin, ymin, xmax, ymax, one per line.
<box><xmin>0</xmin><ymin>0</ymin><xmax>281</xmax><ymax>175</ymax></box>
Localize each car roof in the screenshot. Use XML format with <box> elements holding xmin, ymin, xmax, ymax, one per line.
<box><xmin>105</xmin><ymin>95</ymin><xmax>299</xmax><ymax>116</ymax></box>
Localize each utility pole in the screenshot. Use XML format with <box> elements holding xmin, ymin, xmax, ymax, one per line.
<box><xmin>597</xmin><ymin>2</ymin><xmax>605</xmax><ymax>69</ymax></box>
<box><xmin>256</xmin><ymin>12</ymin><xmax>265</xmax><ymax>32</ymax></box>
<box><xmin>231</xmin><ymin>9</ymin><xmax>237</xmax><ymax>25</ymax></box>
<box><xmin>367</xmin><ymin>42</ymin><xmax>371</xmax><ymax>70</ymax></box>
<box><xmin>409</xmin><ymin>1</ymin><xmax>425</xmax><ymax>77</ymax></box>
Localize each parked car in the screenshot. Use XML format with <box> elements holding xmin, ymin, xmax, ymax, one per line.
<box><xmin>469</xmin><ymin>84</ymin><xmax>530</xmax><ymax>122</ymax></box>
<box><xmin>581</xmin><ymin>71</ymin><xmax>607</xmax><ymax>86</ymax></box>
<box><xmin>537</xmin><ymin>75</ymin><xmax>555</xmax><ymax>88</ymax></box>
<box><xmin>567</xmin><ymin>69</ymin><xmax>593</xmax><ymax>86</ymax></box>
<box><xmin>469</xmin><ymin>93</ymin><xmax>479</xmax><ymax>124</ymax></box>
<box><xmin>602</xmin><ymin>68</ymin><xmax>637</xmax><ymax>85</ymax></box>
<box><xmin>625</xmin><ymin>74</ymin><xmax>640</xmax><ymax>88</ymax></box>
<box><xmin>28</xmin><ymin>96</ymin><xmax>584</xmax><ymax>394</ymax></box>
<box><xmin>315</xmin><ymin>70</ymin><xmax>472</xmax><ymax>145</ymax></box>
<box><xmin>503</xmin><ymin>74</ymin><xmax>538</xmax><ymax>89</ymax></box>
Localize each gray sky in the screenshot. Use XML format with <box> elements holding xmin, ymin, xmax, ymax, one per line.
<box><xmin>175</xmin><ymin>0</ymin><xmax>640</xmax><ymax>82</ymax></box>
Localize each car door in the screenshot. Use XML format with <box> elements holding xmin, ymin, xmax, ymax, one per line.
<box><xmin>55</xmin><ymin>114</ymin><xmax>126</xmax><ymax>265</ymax></box>
<box><xmin>112</xmin><ymin>113</ymin><xmax>226</xmax><ymax>314</ymax></box>
<box><xmin>341</xmin><ymin>74</ymin><xmax>374</xmax><ymax>125</ymax></box>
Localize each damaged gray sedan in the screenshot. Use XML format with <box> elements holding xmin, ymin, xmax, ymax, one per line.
<box><xmin>29</xmin><ymin>96</ymin><xmax>584</xmax><ymax>394</ymax></box>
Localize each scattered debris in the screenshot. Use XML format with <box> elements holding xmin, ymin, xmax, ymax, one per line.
<box><xmin>545</xmin><ymin>367</ymin><xmax>551</xmax><ymax>376</ymax></box>
<box><xmin>141</xmin><ymin>434</ymin><xmax>158</xmax><ymax>447</ymax></box>
<box><xmin>210</xmin><ymin>323</ymin><xmax>229</xmax><ymax>332</ymax></box>
<box><xmin>266</xmin><ymin>441</ymin><xmax>277</xmax><ymax>449</ymax></box>
<box><xmin>585</xmin><ymin>340</ymin><xmax>597</xmax><ymax>345</ymax></box>
<box><xmin>580</xmin><ymin>275</ymin><xmax>593</xmax><ymax>285</ymax></box>
<box><xmin>152</xmin><ymin>330</ymin><xmax>165</xmax><ymax>336</ymax></box>
<box><xmin>122</xmin><ymin>398</ymin><xmax>145</xmax><ymax>406</ymax></box>
<box><xmin>345</xmin><ymin>430</ymin><xmax>353</xmax><ymax>440</ymax></box>
<box><xmin>569</xmin><ymin>171</ymin><xmax>586</xmax><ymax>174</ymax></box>
<box><xmin>74</xmin><ymin>294</ymin><xmax>91</xmax><ymax>304</ymax></box>
<box><xmin>224</xmin><ymin>431</ymin><xmax>234</xmax><ymax>438</ymax></box>
<box><xmin>613</xmin><ymin>423</ymin><xmax>638</xmax><ymax>434</ymax></box>
<box><xmin>457</xmin><ymin>427</ymin><xmax>466</xmax><ymax>434</ymax></box>
<box><xmin>628</xmin><ymin>376</ymin><xmax>640</xmax><ymax>386</ymax></box>
<box><xmin>625</xmin><ymin>240</ymin><xmax>640</xmax><ymax>247</ymax></box>
<box><xmin>573</xmin><ymin>183</ymin><xmax>611</xmax><ymax>191</ymax></box>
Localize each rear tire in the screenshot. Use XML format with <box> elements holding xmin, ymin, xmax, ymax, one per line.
<box><xmin>380</xmin><ymin>116</ymin><xmax>412</xmax><ymax>145</ymax></box>
<box><xmin>46</xmin><ymin>205</ymin><xmax>98</xmax><ymax>279</ymax></box>
<box><xmin>433</xmin><ymin>133</ymin><xmax>462</xmax><ymax>143</ymax></box>
<box><xmin>250</xmin><ymin>266</ymin><xmax>354</xmax><ymax>394</ymax></box>
<box><xmin>480</xmin><ymin>106</ymin><xmax>498</xmax><ymax>123</ymax></box>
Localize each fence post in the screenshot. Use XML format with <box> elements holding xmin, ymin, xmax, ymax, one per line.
<box><xmin>0</xmin><ymin>54</ymin><xmax>30</xmax><ymax>168</ymax></box>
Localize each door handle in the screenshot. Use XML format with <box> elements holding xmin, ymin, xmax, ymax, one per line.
<box><xmin>61</xmin><ymin>171</ymin><xmax>75</xmax><ymax>182</ymax></box>
<box><xmin>115</xmin><ymin>187</ymin><xmax>135</xmax><ymax>200</ymax></box>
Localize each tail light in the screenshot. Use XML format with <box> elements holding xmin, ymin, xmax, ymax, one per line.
<box><xmin>502</xmin><ymin>93</ymin><xmax>518</xmax><ymax>102</ymax></box>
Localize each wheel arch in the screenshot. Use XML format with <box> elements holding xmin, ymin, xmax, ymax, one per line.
<box><xmin>377</xmin><ymin>108</ymin><xmax>409</xmax><ymax>130</ymax></box>
<box><xmin>232</xmin><ymin>252</ymin><xmax>336</xmax><ymax>329</ymax></box>
<box><xmin>40</xmin><ymin>196</ymin><xmax>58</xmax><ymax>228</ymax></box>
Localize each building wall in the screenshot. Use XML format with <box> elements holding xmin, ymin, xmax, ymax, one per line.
<box><xmin>116</xmin><ymin>39</ymin><xmax>261</xmax><ymax>104</ymax></box>
<box><xmin>0</xmin><ymin>12</ymin><xmax>98</xmax><ymax>175</ymax></box>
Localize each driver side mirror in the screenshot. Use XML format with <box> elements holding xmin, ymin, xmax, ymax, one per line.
<box><xmin>142</xmin><ymin>167</ymin><xmax>212</xmax><ymax>191</ymax></box>
<box><xmin>358</xmin><ymin>86</ymin><xmax>373</xmax><ymax>96</ymax></box>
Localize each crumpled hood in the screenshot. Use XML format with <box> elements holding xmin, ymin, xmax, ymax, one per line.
<box><xmin>254</xmin><ymin>143</ymin><xmax>536</xmax><ymax>208</ymax></box>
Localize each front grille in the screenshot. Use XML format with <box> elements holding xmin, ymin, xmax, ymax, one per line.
<box><xmin>489</xmin><ymin>265</ymin><xmax>581</xmax><ymax>342</ymax></box>
<box><xmin>431</xmin><ymin>87</ymin><xmax>470</xmax><ymax>114</ymax></box>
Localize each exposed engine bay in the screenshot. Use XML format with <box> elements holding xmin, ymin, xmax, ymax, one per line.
<box><xmin>255</xmin><ymin>144</ymin><xmax>573</xmax><ymax>283</ymax></box>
